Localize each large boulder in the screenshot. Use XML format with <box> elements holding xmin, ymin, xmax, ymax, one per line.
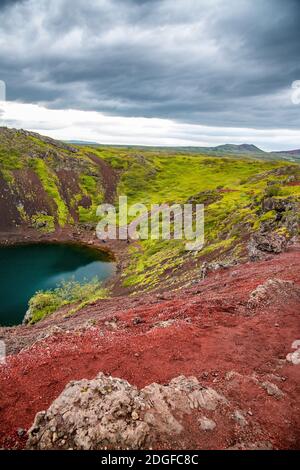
<box><xmin>248</xmin><ymin>231</ymin><xmax>287</xmax><ymax>260</ymax></box>
<box><xmin>261</xmin><ymin>197</ymin><xmax>296</xmax><ymax>213</ymax></box>
<box><xmin>26</xmin><ymin>374</ymin><xmax>227</xmax><ymax>450</ymax></box>
<box><xmin>247</xmin><ymin>278</ymin><xmax>300</xmax><ymax>310</ymax></box>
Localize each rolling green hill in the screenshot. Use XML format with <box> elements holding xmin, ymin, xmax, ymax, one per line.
<box><xmin>1</xmin><ymin>127</ymin><xmax>299</xmax><ymax>293</ymax></box>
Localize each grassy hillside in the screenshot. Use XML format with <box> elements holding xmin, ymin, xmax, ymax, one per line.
<box><xmin>0</xmin><ymin>128</ymin><xmax>105</xmax><ymax>231</ymax></box>
<box><xmin>88</xmin><ymin>147</ymin><xmax>300</xmax><ymax>290</ymax></box>
<box><xmin>1</xmin><ymin>127</ymin><xmax>299</xmax><ymax>295</ymax></box>
<box><xmin>72</xmin><ymin>141</ymin><xmax>300</xmax><ymax>162</ymax></box>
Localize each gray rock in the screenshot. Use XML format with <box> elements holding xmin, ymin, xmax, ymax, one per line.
<box><xmin>286</xmin><ymin>340</ymin><xmax>300</xmax><ymax>365</ymax></box>
<box><xmin>247</xmin><ymin>278</ymin><xmax>300</xmax><ymax>310</ymax></box>
<box><xmin>248</xmin><ymin>231</ymin><xmax>287</xmax><ymax>260</ymax></box>
<box><xmin>261</xmin><ymin>381</ymin><xmax>284</xmax><ymax>399</ymax></box>
<box><xmin>228</xmin><ymin>441</ymin><xmax>273</xmax><ymax>450</ymax></box>
<box><xmin>23</xmin><ymin>307</ymin><xmax>33</xmax><ymax>325</ymax></box>
<box><xmin>27</xmin><ymin>374</ymin><xmax>228</xmax><ymax>450</ymax></box>
<box><xmin>198</xmin><ymin>417</ymin><xmax>216</xmax><ymax>431</ymax></box>
<box><xmin>286</xmin><ymin>349</ymin><xmax>300</xmax><ymax>365</ymax></box>
<box><xmin>132</xmin><ymin>316</ymin><xmax>144</xmax><ymax>325</ymax></box>
<box><xmin>261</xmin><ymin>197</ymin><xmax>296</xmax><ymax>214</ymax></box>
<box><xmin>232</xmin><ymin>410</ymin><xmax>248</xmax><ymax>427</ymax></box>
<box><xmin>17</xmin><ymin>428</ymin><xmax>26</xmax><ymax>438</ymax></box>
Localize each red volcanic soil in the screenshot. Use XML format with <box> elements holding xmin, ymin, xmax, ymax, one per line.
<box><xmin>0</xmin><ymin>249</ymin><xmax>300</xmax><ymax>449</ymax></box>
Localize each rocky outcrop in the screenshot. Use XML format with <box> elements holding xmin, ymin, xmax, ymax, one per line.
<box><xmin>248</xmin><ymin>196</ymin><xmax>299</xmax><ymax>260</ymax></box>
<box><xmin>200</xmin><ymin>259</ymin><xmax>238</xmax><ymax>279</ymax></box>
<box><xmin>261</xmin><ymin>197</ymin><xmax>299</xmax><ymax>236</ymax></box>
<box><xmin>22</xmin><ymin>307</ymin><xmax>32</xmax><ymax>325</ymax></box>
<box><xmin>261</xmin><ymin>196</ymin><xmax>296</xmax><ymax>214</ymax></box>
<box><xmin>27</xmin><ymin>374</ymin><xmax>227</xmax><ymax>450</ymax></box>
<box><xmin>187</xmin><ymin>190</ymin><xmax>222</xmax><ymax>206</ymax></box>
<box><xmin>247</xmin><ymin>278</ymin><xmax>300</xmax><ymax>310</ymax></box>
<box><xmin>0</xmin><ymin>127</ymin><xmax>78</xmax><ymax>154</ymax></box>
<box><xmin>248</xmin><ymin>231</ymin><xmax>288</xmax><ymax>260</ymax></box>
<box><xmin>286</xmin><ymin>340</ymin><xmax>300</xmax><ymax>365</ymax></box>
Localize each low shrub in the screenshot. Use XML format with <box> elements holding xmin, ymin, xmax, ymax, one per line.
<box><xmin>28</xmin><ymin>278</ymin><xmax>108</xmax><ymax>324</ymax></box>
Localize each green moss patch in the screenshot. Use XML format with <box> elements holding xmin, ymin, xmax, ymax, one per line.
<box><xmin>28</xmin><ymin>278</ymin><xmax>108</xmax><ymax>324</ymax></box>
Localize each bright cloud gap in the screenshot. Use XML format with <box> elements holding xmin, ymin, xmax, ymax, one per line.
<box><xmin>0</xmin><ymin>100</ymin><xmax>299</xmax><ymax>152</ymax></box>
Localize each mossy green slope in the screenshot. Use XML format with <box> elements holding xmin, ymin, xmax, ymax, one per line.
<box><xmin>0</xmin><ymin>128</ymin><xmax>105</xmax><ymax>230</ymax></box>
<box><xmin>90</xmin><ymin>147</ymin><xmax>300</xmax><ymax>290</ymax></box>
<box><xmin>1</xmin><ymin>128</ymin><xmax>299</xmax><ymax>293</ymax></box>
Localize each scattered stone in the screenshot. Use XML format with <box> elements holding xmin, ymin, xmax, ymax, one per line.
<box><xmin>200</xmin><ymin>262</ymin><xmax>208</xmax><ymax>280</ymax></box>
<box><xmin>104</xmin><ymin>320</ymin><xmax>118</xmax><ymax>330</ymax></box>
<box><xmin>232</xmin><ymin>410</ymin><xmax>248</xmax><ymax>427</ymax></box>
<box><xmin>17</xmin><ymin>428</ymin><xmax>26</xmax><ymax>438</ymax></box>
<box><xmin>228</xmin><ymin>441</ymin><xmax>273</xmax><ymax>450</ymax></box>
<box><xmin>286</xmin><ymin>340</ymin><xmax>300</xmax><ymax>365</ymax></box>
<box><xmin>261</xmin><ymin>381</ymin><xmax>284</xmax><ymax>399</ymax></box>
<box><xmin>267</xmin><ymin>373</ymin><xmax>283</xmax><ymax>382</ymax></box>
<box><xmin>291</xmin><ymin>340</ymin><xmax>300</xmax><ymax>350</ymax></box>
<box><xmin>225</xmin><ymin>370</ymin><xmax>240</xmax><ymax>381</ymax></box>
<box><xmin>156</xmin><ymin>294</ymin><xmax>171</xmax><ymax>301</ymax></box>
<box><xmin>153</xmin><ymin>319</ymin><xmax>176</xmax><ymax>329</ymax></box>
<box><xmin>132</xmin><ymin>317</ymin><xmax>144</xmax><ymax>325</ymax></box>
<box><xmin>200</xmin><ymin>260</ymin><xmax>237</xmax><ymax>280</ymax></box>
<box><xmin>188</xmin><ymin>190</ymin><xmax>222</xmax><ymax>207</ymax></box>
<box><xmin>198</xmin><ymin>417</ymin><xmax>216</xmax><ymax>431</ymax></box>
<box><xmin>131</xmin><ymin>411</ymin><xmax>139</xmax><ymax>421</ymax></box>
<box><xmin>247</xmin><ymin>279</ymin><xmax>300</xmax><ymax>310</ymax></box>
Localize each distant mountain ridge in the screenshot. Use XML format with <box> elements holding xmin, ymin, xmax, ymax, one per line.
<box><xmin>274</xmin><ymin>149</ymin><xmax>300</xmax><ymax>157</ymax></box>
<box><xmin>214</xmin><ymin>144</ymin><xmax>265</xmax><ymax>153</ymax></box>
<box><xmin>188</xmin><ymin>143</ymin><xmax>300</xmax><ymax>161</ymax></box>
<box><xmin>65</xmin><ymin>140</ymin><xmax>300</xmax><ymax>162</ymax></box>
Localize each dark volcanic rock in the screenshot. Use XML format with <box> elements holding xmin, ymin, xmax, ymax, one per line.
<box><xmin>248</xmin><ymin>231</ymin><xmax>287</xmax><ymax>260</ymax></box>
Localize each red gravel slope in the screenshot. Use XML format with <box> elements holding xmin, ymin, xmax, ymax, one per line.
<box><xmin>0</xmin><ymin>249</ymin><xmax>299</xmax><ymax>449</ymax></box>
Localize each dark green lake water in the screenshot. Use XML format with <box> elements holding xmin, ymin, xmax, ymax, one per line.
<box><xmin>0</xmin><ymin>243</ymin><xmax>115</xmax><ymax>326</ymax></box>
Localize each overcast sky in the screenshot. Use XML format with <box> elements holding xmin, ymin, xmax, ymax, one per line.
<box><xmin>0</xmin><ymin>0</ymin><xmax>299</xmax><ymax>149</ymax></box>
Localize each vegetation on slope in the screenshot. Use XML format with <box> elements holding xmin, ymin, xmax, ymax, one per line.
<box><xmin>27</xmin><ymin>278</ymin><xmax>108</xmax><ymax>324</ymax></box>
<box><xmin>0</xmin><ymin>128</ymin><xmax>104</xmax><ymax>230</ymax></box>
<box><xmin>1</xmin><ymin>128</ymin><xmax>299</xmax><ymax>304</ymax></box>
<box><xmin>90</xmin><ymin>147</ymin><xmax>300</xmax><ymax>290</ymax></box>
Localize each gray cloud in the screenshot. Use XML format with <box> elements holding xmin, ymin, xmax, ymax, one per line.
<box><xmin>0</xmin><ymin>0</ymin><xmax>299</xmax><ymax>130</ymax></box>
<box><xmin>0</xmin><ymin>0</ymin><xmax>23</xmax><ymax>8</ymax></box>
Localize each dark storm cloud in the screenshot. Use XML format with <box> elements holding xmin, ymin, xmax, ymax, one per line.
<box><xmin>0</xmin><ymin>0</ymin><xmax>23</xmax><ymax>10</ymax></box>
<box><xmin>0</xmin><ymin>0</ymin><xmax>299</xmax><ymax>129</ymax></box>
